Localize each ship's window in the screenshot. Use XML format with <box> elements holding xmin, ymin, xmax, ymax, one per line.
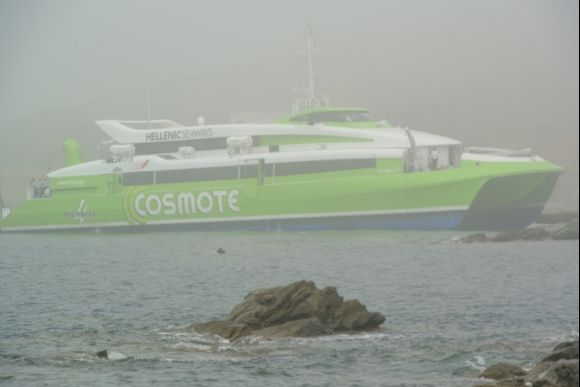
<box><xmin>123</xmin><ymin>171</ymin><xmax>155</xmax><ymax>185</ymax></box>
<box><xmin>122</xmin><ymin>158</ymin><xmax>376</xmax><ymax>185</ymax></box>
<box><xmin>156</xmin><ymin>166</ymin><xmax>238</xmax><ymax>184</ymax></box>
<box><xmin>134</xmin><ymin>138</ymin><xmax>228</xmax><ymax>155</ymax></box>
<box><xmin>290</xmin><ymin>111</ymin><xmax>373</xmax><ymax>124</ymax></box>
<box><xmin>272</xmin><ymin>158</ymin><xmax>375</xmax><ymax>176</ymax></box>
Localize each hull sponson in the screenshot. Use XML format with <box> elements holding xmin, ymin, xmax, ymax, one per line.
<box><xmin>458</xmin><ymin>172</ymin><xmax>561</xmax><ymax>230</ymax></box>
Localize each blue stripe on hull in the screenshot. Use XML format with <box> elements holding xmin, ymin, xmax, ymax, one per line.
<box><xmin>103</xmin><ymin>210</ymin><xmax>466</xmax><ymax>232</ymax></box>
<box><xmin>3</xmin><ymin>206</ymin><xmax>547</xmax><ymax>233</ymax></box>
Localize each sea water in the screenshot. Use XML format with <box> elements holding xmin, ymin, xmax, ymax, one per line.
<box><xmin>0</xmin><ymin>231</ymin><xmax>578</xmax><ymax>386</ymax></box>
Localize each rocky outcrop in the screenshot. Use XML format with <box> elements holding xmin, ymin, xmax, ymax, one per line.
<box><xmin>459</xmin><ymin>219</ymin><xmax>579</xmax><ymax>243</ymax></box>
<box><xmin>541</xmin><ymin>341</ymin><xmax>579</xmax><ymax>364</ymax></box>
<box><xmin>475</xmin><ymin>340</ymin><xmax>579</xmax><ymax>387</ymax></box>
<box><xmin>480</xmin><ymin>363</ymin><xmax>527</xmax><ymax>380</ymax></box>
<box><xmin>188</xmin><ymin>280</ymin><xmax>385</xmax><ymax>340</ymax></box>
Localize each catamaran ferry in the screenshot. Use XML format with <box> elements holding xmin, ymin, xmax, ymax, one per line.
<box><xmin>0</xmin><ymin>117</ymin><xmax>562</xmax><ymax>232</ymax></box>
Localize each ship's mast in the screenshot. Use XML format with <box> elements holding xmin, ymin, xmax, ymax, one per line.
<box><xmin>305</xmin><ymin>23</ymin><xmax>316</xmax><ymax>104</ymax></box>
<box><xmin>292</xmin><ymin>24</ymin><xmax>329</xmax><ymax>113</ymax></box>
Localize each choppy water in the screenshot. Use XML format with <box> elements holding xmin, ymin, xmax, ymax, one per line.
<box><xmin>0</xmin><ymin>231</ymin><xmax>578</xmax><ymax>386</ymax></box>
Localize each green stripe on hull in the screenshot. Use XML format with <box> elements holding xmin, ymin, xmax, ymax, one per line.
<box><xmin>0</xmin><ymin>160</ymin><xmax>562</xmax><ymax>231</ymax></box>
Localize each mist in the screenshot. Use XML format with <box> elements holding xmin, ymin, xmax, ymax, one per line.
<box><xmin>0</xmin><ymin>0</ymin><xmax>577</xmax><ymax>208</ymax></box>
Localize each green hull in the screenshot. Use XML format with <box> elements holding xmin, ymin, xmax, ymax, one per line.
<box><xmin>0</xmin><ymin>159</ymin><xmax>562</xmax><ymax>232</ymax></box>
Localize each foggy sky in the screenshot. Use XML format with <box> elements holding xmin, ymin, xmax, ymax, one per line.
<box><xmin>0</xmin><ymin>0</ymin><xmax>578</xmax><ymax>208</ymax></box>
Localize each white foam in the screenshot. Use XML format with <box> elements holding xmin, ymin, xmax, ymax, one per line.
<box><xmin>106</xmin><ymin>351</ymin><xmax>128</xmax><ymax>361</ymax></box>
<box><xmin>465</xmin><ymin>355</ymin><xmax>486</xmax><ymax>371</ymax></box>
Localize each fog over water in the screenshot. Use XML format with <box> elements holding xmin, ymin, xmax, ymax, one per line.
<box><xmin>0</xmin><ymin>0</ymin><xmax>578</xmax><ymax>208</ymax></box>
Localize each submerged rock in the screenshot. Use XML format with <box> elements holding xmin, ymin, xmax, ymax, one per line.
<box><xmin>189</xmin><ymin>280</ymin><xmax>385</xmax><ymax>340</ymax></box>
<box><xmin>459</xmin><ymin>218</ymin><xmax>579</xmax><ymax>244</ymax></box>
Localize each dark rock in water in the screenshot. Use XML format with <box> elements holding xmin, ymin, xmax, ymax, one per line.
<box><xmin>480</xmin><ymin>363</ymin><xmax>527</xmax><ymax>380</ymax></box>
<box><xmin>189</xmin><ymin>280</ymin><xmax>385</xmax><ymax>340</ymax></box>
<box><xmin>461</xmin><ymin>232</ymin><xmax>489</xmax><ymax>243</ymax></box>
<box><xmin>550</xmin><ymin>219</ymin><xmax>579</xmax><ymax>241</ymax></box>
<box><xmin>491</xmin><ymin>228</ymin><xmax>551</xmax><ymax>242</ymax></box>
<box><xmin>476</xmin><ymin>340</ymin><xmax>579</xmax><ymax>387</ymax></box>
<box><xmin>459</xmin><ymin>218</ymin><xmax>578</xmax><ymax>244</ymax></box>
<box><xmin>95</xmin><ymin>350</ymin><xmax>109</xmax><ymax>359</ymax></box>
<box><xmin>526</xmin><ymin>359</ymin><xmax>579</xmax><ymax>387</ymax></box>
<box><xmin>216</xmin><ymin>248</ymin><xmax>226</xmax><ymax>254</ymax></box>
<box><xmin>541</xmin><ymin>340</ymin><xmax>579</xmax><ymax>364</ymax></box>
<box><xmin>253</xmin><ymin>317</ymin><xmax>330</xmax><ymax>338</ymax></box>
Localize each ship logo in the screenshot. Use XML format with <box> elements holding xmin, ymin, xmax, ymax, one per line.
<box><xmin>64</xmin><ymin>199</ymin><xmax>96</xmax><ymax>223</ymax></box>
<box><xmin>123</xmin><ymin>187</ymin><xmax>148</xmax><ymax>225</ymax></box>
<box><xmin>75</xmin><ymin>200</ymin><xmax>88</xmax><ymax>223</ymax></box>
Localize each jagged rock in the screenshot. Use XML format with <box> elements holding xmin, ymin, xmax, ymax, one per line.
<box><xmin>253</xmin><ymin>317</ymin><xmax>330</xmax><ymax>338</ymax></box>
<box><xmin>526</xmin><ymin>359</ymin><xmax>579</xmax><ymax>387</ymax></box>
<box><xmin>550</xmin><ymin>219</ymin><xmax>579</xmax><ymax>241</ymax></box>
<box><xmin>461</xmin><ymin>232</ymin><xmax>489</xmax><ymax>243</ymax></box>
<box><xmin>491</xmin><ymin>228</ymin><xmax>551</xmax><ymax>242</ymax></box>
<box><xmin>476</xmin><ymin>340</ymin><xmax>579</xmax><ymax>387</ymax></box>
<box><xmin>481</xmin><ymin>363</ymin><xmax>527</xmax><ymax>380</ymax></box>
<box><xmin>191</xmin><ymin>280</ymin><xmax>385</xmax><ymax>340</ymax></box>
<box><xmin>331</xmin><ymin>299</ymin><xmax>386</xmax><ymax>331</ymax></box>
<box><xmin>541</xmin><ymin>341</ymin><xmax>579</xmax><ymax>363</ymax></box>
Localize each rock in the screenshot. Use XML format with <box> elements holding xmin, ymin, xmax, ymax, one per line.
<box><xmin>481</xmin><ymin>363</ymin><xmax>527</xmax><ymax>380</ymax></box>
<box><xmin>331</xmin><ymin>299</ymin><xmax>386</xmax><ymax>331</ymax></box>
<box><xmin>541</xmin><ymin>341</ymin><xmax>579</xmax><ymax>363</ymax></box>
<box><xmin>477</xmin><ymin>340</ymin><xmax>579</xmax><ymax>387</ymax></box>
<box><xmin>550</xmin><ymin>219</ymin><xmax>579</xmax><ymax>241</ymax></box>
<box><xmin>216</xmin><ymin>247</ymin><xmax>226</xmax><ymax>254</ymax></box>
<box><xmin>457</xmin><ymin>218</ymin><xmax>578</xmax><ymax>244</ymax></box>
<box><xmin>253</xmin><ymin>317</ymin><xmax>330</xmax><ymax>338</ymax></box>
<box><xmin>461</xmin><ymin>232</ymin><xmax>489</xmax><ymax>243</ymax></box>
<box><xmin>191</xmin><ymin>280</ymin><xmax>385</xmax><ymax>340</ymax></box>
<box><xmin>526</xmin><ymin>359</ymin><xmax>579</xmax><ymax>387</ymax></box>
<box><xmin>491</xmin><ymin>228</ymin><xmax>551</xmax><ymax>242</ymax></box>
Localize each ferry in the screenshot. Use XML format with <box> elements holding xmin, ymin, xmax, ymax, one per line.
<box><xmin>0</xmin><ymin>26</ymin><xmax>563</xmax><ymax>232</ymax></box>
<box><xmin>0</xmin><ymin>117</ymin><xmax>562</xmax><ymax>232</ymax></box>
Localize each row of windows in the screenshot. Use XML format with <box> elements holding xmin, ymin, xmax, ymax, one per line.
<box><xmin>135</xmin><ymin>138</ymin><xmax>227</xmax><ymax>155</ymax></box>
<box><xmin>123</xmin><ymin>159</ymin><xmax>376</xmax><ymax>186</ymax></box>
<box><xmin>289</xmin><ymin>111</ymin><xmax>373</xmax><ymax>124</ymax></box>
